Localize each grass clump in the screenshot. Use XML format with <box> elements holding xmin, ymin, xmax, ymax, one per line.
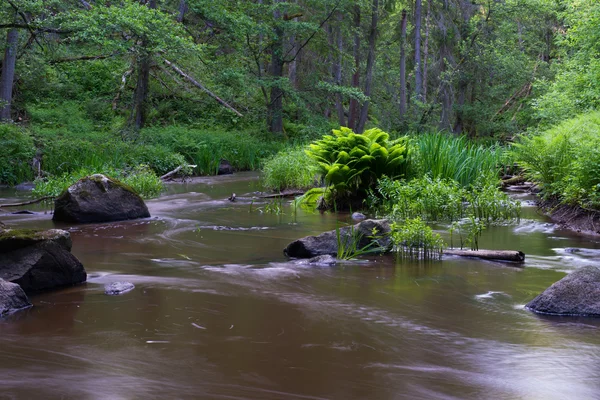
<box><xmin>512</xmin><ymin>111</ymin><xmax>600</xmax><ymax>209</ymax></box>
<box><xmin>0</xmin><ymin>124</ymin><xmax>35</xmax><ymax>185</ymax></box>
<box><xmin>261</xmin><ymin>147</ymin><xmax>319</xmax><ymax>191</ymax></box>
<box><xmin>390</xmin><ymin>217</ymin><xmax>445</xmax><ymax>260</ymax></box>
<box><xmin>33</xmin><ymin>164</ymin><xmax>163</xmax><ymax>199</ymax></box>
<box><xmin>411</xmin><ymin>132</ymin><xmax>504</xmax><ymax>187</ymax></box>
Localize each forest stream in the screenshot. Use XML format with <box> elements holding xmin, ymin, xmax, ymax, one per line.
<box><xmin>1</xmin><ymin>172</ymin><xmax>600</xmax><ymax>400</ymax></box>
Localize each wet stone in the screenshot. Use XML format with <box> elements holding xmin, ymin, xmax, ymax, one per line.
<box><xmin>104</xmin><ymin>282</ymin><xmax>135</xmax><ymax>296</ymax></box>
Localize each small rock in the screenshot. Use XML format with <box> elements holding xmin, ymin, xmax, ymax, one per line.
<box><xmin>351</xmin><ymin>212</ymin><xmax>366</xmax><ymax>221</ymax></box>
<box><xmin>104</xmin><ymin>282</ymin><xmax>135</xmax><ymax>296</ymax></box>
<box><xmin>218</xmin><ymin>159</ymin><xmax>234</xmax><ymax>175</ymax></box>
<box><xmin>564</xmin><ymin>248</ymin><xmax>580</xmax><ymax>254</ymax></box>
<box><xmin>307</xmin><ymin>254</ymin><xmax>337</xmax><ymax>266</ymax></box>
<box><xmin>11</xmin><ymin>210</ymin><xmax>35</xmax><ymax>215</ymax></box>
<box><xmin>14</xmin><ymin>182</ymin><xmax>35</xmax><ymax>191</ymax></box>
<box><xmin>0</xmin><ymin>278</ymin><xmax>32</xmax><ymax>316</ymax></box>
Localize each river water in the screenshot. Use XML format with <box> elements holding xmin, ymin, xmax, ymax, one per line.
<box><xmin>1</xmin><ymin>172</ymin><xmax>599</xmax><ymax>400</ymax></box>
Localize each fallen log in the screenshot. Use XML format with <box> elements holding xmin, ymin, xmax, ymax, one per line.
<box><xmin>260</xmin><ymin>190</ymin><xmax>305</xmax><ymax>199</ymax></box>
<box><xmin>0</xmin><ymin>196</ymin><xmax>54</xmax><ymax>208</ymax></box>
<box><xmin>501</xmin><ymin>175</ymin><xmax>525</xmax><ymax>187</ymax></box>
<box><xmin>160</xmin><ymin>165</ymin><xmax>196</xmax><ymax>181</ymax></box>
<box><xmin>443</xmin><ymin>249</ymin><xmax>525</xmax><ymax>263</ymax></box>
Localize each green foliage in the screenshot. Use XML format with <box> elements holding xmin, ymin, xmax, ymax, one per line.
<box><xmin>32</xmin><ymin>164</ymin><xmax>162</xmax><ymax>199</ymax></box>
<box><xmin>411</xmin><ymin>132</ymin><xmax>504</xmax><ymax>187</ymax></box>
<box><xmin>336</xmin><ymin>224</ymin><xmax>388</xmax><ymax>261</ymax></box>
<box><xmin>0</xmin><ymin>124</ymin><xmax>35</xmax><ymax>185</ymax></box>
<box><xmin>512</xmin><ymin>111</ymin><xmax>600</xmax><ymax>208</ymax></box>
<box><xmin>390</xmin><ymin>218</ymin><xmax>445</xmax><ymax>260</ymax></box>
<box><xmin>261</xmin><ymin>147</ymin><xmax>319</xmax><ymax>191</ymax></box>
<box><xmin>306</xmin><ymin>127</ymin><xmax>409</xmax><ymax>207</ymax></box>
<box><xmin>139</xmin><ymin>127</ymin><xmax>282</xmax><ymax>175</ymax></box>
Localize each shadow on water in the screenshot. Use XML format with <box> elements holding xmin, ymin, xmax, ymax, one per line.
<box><xmin>1</xmin><ymin>172</ymin><xmax>599</xmax><ymax>399</ymax></box>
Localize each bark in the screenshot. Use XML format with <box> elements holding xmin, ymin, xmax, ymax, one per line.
<box><xmin>287</xmin><ymin>0</ymin><xmax>299</xmax><ymax>89</ymax></box>
<box><xmin>414</xmin><ymin>0</ymin><xmax>423</xmax><ymax>102</ymax></box>
<box><xmin>131</xmin><ymin>0</ymin><xmax>157</xmax><ymax>131</ymax></box>
<box><xmin>267</xmin><ymin>2</ymin><xmax>285</xmax><ymax>134</ymax></box>
<box><xmin>177</xmin><ymin>0</ymin><xmax>187</xmax><ymax>23</ymax></box>
<box><xmin>444</xmin><ymin>249</ymin><xmax>525</xmax><ymax>263</ymax></box>
<box><xmin>348</xmin><ymin>5</ymin><xmax>361</xmax><ymax>131</ymax></box>
<box><xmin>0</xmin><ymin>27</ymin><xmax>18</xmax><ymax>121</ymax></box>
<box><xmin>334</xmin><ymin>13</ymin><xmax>344</xmax><ymax>127</ymax></box>
<box><xmin>356</xmin><ymin>0</ymin><xmax>379</xmax><ymax>134</ymax></box>
<box><xmin>399</xmin><ymin>10</ymin><xmax>408</xmax><ymax>119</ymax></box>
<box><xmin>422</xmin><ymin>0</ymin><xmax>430</xmax><ymax>101</ymax></box>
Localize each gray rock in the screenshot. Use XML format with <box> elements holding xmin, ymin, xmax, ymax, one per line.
<box><xmin>0</xmin><ymin>229</ymin><xmax>86</xmax><ymax>294</ymax></box>
<box><xmin>104</xmin><ymin>282</ymin><xmax>135</xmax><ymax>295</ymax></box>
<box><xmin>526</xmin><ymin>266</ymin><xmax>600</xmax><ymax>317</ymax></box>
<box><xmin>0</xmin><ymin>278</ymin><xmax>32</xmax><ymax>317</ymax></box>
<box><xmin>351</xmin><ymin>212</ymin><xmax>366</xmax><ymax>221</ymax></box>
<box><xmin>53</xmin><ymin>174</ymin><xmax>150</xmax><ymax>223</ymax></box>
<box><xmin>307</xmin><ymin>254</ymin><xmax>337</xmax><ymax>266</ymax></box>
<box><xmin>14</xmin><ymin>182</ymin><xmax>35</xmax><ymax>191</ymax></box>
<box><xmin>218</xmin><ymin>159</ymin><xmax>233</xmax><ymax>175</ymax></box>
<box><xmin>284</xmin><ymin>219</ymin><xmax>392</xmax><ymax>259</ymax></box>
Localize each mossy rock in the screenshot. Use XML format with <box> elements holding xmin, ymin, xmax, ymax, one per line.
<box><xmin>0</xmin><ymin>228</ymin><xmax>72</xmax><ymax>254</ymax></box>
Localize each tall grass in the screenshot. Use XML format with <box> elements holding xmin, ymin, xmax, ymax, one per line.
<box><xmin>261</xmin><ymin>147</ymin><xmax>319</xmax><ymax>191</ymax></box>
<box><xmin>411</xmin><ymin>132</ymin><xmax>504</xmax><ymax>187</ymax></box>
<box><xmin>0</xmin><ymin>124</ymin><xmax>35</xmax><ymax>185</ymax></box>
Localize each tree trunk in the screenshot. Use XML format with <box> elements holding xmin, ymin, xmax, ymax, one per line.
<box><xmin>177</xmin><ymin>0</ymin><xmax>187</xmax><ymax>23</ymax></box>
<box><xmin>422</xmin><ymin>0</ymin><xmax>430</xmax><ymax>101</ymax></box>
<box><xmin>0</xmin><ymin>27</ymin><xmax>18</xmax><ymax>121</ymax></box>
<box><xmin>348</xmin><ymin>5</ymin><xmax>361</xmax><ymax>131</ymax></box>
<box><xmin>399</xmin><ymin>10</ymin><xmax>408</xmax><ymax>120</ymax></box>
<box><xmin>267</xmin><ymin>1</ymin><xmax>285</xmax><ymax>134</ymax></box>
<box><xmin>131</xmin><ymin>0</ymin><xmax>156</xmax><ymax>132</ymax></box>
<box><xmin>334</xmin><ymin>13</ymin><xmax>344</xmax><ymax>127</ymax></box>
<box><xmin>356</xmin><ymin>0</ymin><xmax>378</xmax><ymax>134</ymax></box>
<box><xmin>414</xmin><ymin>0</ymin><xmax>423</xmax><ymax>102</ymax></box>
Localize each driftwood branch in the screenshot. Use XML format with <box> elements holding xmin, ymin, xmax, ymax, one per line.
<box><xmin>0</xmin><ymin>196</ymin><xmax>54</xmax><ymax>208</ymax></box>
<box><xmin>163</xmin><ymin>59</ymin><xmax>243</xmax><ymax>117</ymax></box>
<box><xmin>160</xmin><ymin>165</ymin><xmax>196</xmax><ymax>181</ymax></box>
<box><xmin>260</xmin><ymin>190</ymin><xmax>305</xmax><ymax>199</ymax></box>
<box><xmin>49</xmin><ymin>54</ymin><xmax>116</xmax><ymax>64</ymax></box>
<box><xmin>112</xmin><ymin>65</ymin><xmax>134</xmax><ymax>110</ymax></box>
<box><xmin>444</xmin><ymin>249</ymin><xmax>525</xmax><ymax>263</ymax></box>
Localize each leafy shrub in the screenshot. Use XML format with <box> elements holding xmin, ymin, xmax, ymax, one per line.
<box><xmin>261</xmin><ymin>147</ymin><xmax>319</xmax><ymax>191</ymax></box>
<box><xmin>0</xmin><ymin>124</ymin><xmax>35</xmax><ymax>185</ymax></box>
<box><xmin>512</xmin><ymin>111</ymin><xmax>600</xmax><ymax>208</ymax></box>
<box><xmin>305</xmin><ymin>127</ymin><xmax>409</xmax><ymax>207</ymax></box>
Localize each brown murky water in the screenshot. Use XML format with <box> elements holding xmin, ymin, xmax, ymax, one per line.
<box><xmin>1</xmin><ymin>172</ymin><xmax>600</xmax><ymax>400</ymax></box>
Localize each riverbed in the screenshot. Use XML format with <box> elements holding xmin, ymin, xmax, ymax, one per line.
<box><xmin>1</xmin><ymin>172</ymin><xmax>599</xmax><ymax>399</ymax></box>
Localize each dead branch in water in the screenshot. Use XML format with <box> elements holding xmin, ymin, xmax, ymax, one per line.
<box><xmin>444</xmin><ymin>249</ymin><xmax>525</xmax><ymax>263</ymax></box>
<box><xmin>0</xmin><ymin>196</ymin><xmax>54</xmax><ymax>208</ymax></box>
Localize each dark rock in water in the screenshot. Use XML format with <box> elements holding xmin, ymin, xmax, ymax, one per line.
<box><xmin>284</xmin><ymin>219</ymin><xmax>392</xmax><ymax>259</ymax></box>
<box><xmin>53</xmin><ymin>174</ymin><xmax>150</xmax><ymax>223</ymax></box>
<box><xmin>0</xmin><ymin>228</ymin><xmax>86</xmax><ymax>293</ymax></box>
<box><xmin>0</xmin><ymin>278</ymin><xmax>32</xmax><ymax>316</ymax></box>
<box><xmin>564</xmin><ymin>248</ymin><xmax>580</xmax><ymax>254</ymax></box>
<box><xmin>11</xmin><ymin>210</ymin><xmax>35</xmax><ymax>215</ymax></box>
<box><xmin>307</xmin><ymin>255</ymin><xmax>337</xmax><ymax>266</ymax></box>
<box><xmin>14</xmin><ymin>182</ymin><xmax>35</xmax><ymax>191</ymax></box>
<box><xmin>351</xmin><ymin>212</ymin><xmax>366</xmax><ymax>221</ymax></box>
<box><xmin>218</xmin><ymin>159</ymin><xmax>234</xmax><ymax>175</ymax></box>
<box><xmin>526</xmin><ymin>266</ymin><xmax>600</xmax><ymax>317</ymax></box>
<box><xmin>104</xmin><ymin>282</ymin><xmax>135</xmax><ymax>295</ymax></box>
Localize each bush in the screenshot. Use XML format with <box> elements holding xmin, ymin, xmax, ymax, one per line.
<box><xmin>305</xmin><ymin>127</ymin><xmax>409</xmax><ymax>208</ymax></box>
<box><xmin>0</xmin><ymin>124</ymin><xmax>35</xmax><ymax>185</ymax></box>
<box><xmin>512</xmin><ymin>111</ymin><xmax>600</xmax><ymax>208</ymax></box>
<box><xmin>261</xmin><ymin>147</ymin><xmax>319</xmax><ymax>191</ymax></box>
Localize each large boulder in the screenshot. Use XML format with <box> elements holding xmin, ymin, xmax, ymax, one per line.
<box><xmin>284</xmin><ymin>219</ymin><xmax>392</xmax><ymax>258</ymax></box>
<box><xmin>0</xmin><ymin>228</ymin><xmax>86</xmax><ymax>293</ymax></box>
<box><xmin>526</xmin><ymin>266</ymin><xmax>600</xmax><ymax>317</ymax></box>
<box><xmin>53</xmin><ymin>174</ymin><xmax>150</xmax><ymax>223</ymax></box>
<box><xmin>0</xmin><ymin>279</ymin><xmax>32</xmax><ymax>316</ymax></box>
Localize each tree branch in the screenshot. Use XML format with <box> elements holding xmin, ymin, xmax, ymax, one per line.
<box><xmin>163</xmin><ymin>59</ymin><xmax>243</xmax><ymax>117</ymax></box>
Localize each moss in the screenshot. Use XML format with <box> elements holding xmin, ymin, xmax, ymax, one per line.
<box><xmin>0</xmin><ymin>228</ymin><xmax>40</xmax><ymax>241</ymax></box>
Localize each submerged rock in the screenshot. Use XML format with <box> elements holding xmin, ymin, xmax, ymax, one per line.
<box><xmin>104</xmin><ymin>282</ymin><xmax>135</xmax><ymax>296</ymax></box>
<box><xmin>526</xmin><ymin>266</ymin><xmax>600</xmax><ymax>317</ymax></box>
<box><xmin>218</xmin><ymin>159</ymin><xmax>233</xmax><ymax>175</ymax></box>
<box><xmin>0</xmin><ymin>278</ymin><xmax>32</xmax><ymax>316</ymax></box>
<box><xmin>307</xmin><ymin>255</ymin><xmax>338</xmax><ymax>266</ymax></box>
<box><xmin>0</xmin><ymin>228</ymin><xmax>86</xmax><ymax>293</ymax></box>
<box><xmin>351</xmin><ymin>212</ymin><xmax>366</xmax><ymax>221</ymax></box>
<box><xmin>284</xmin><ymin>219</ymin><xmax>392</xmax><ymax>259</ymax></box>
<box><xmin>53</xmin><ymin>174</ymin><xmax>150</xmax><ymax>223</ymax></box>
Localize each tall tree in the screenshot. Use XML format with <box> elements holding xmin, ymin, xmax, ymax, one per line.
<box><xmin>414</xmin><ymin>0</ymin><xmax>423</xmax><ymax>102</ymax></box>
<box><xmin>356</xmin><ymin>0</ymin><xmax>379</xmax><ymax>133</ymax></box>
<box><xmin>0</xmin><ymin>25</ymin><xmax>18</xmax><ymax>121</ymax></box>
<box><xmin>399</xmin><ymin>9</ymin><xmax>408</xmax><ymax>119</ymax></box>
